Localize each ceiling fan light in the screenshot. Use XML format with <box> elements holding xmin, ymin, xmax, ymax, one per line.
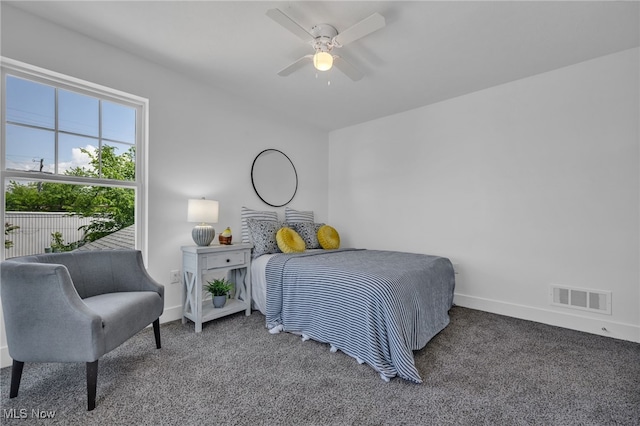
<box><xmin>313</xmin><ymin>51</ymin><xmax>333</xmax><ymax>71</ymax></box>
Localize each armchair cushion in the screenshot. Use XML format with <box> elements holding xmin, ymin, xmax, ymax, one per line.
<box><xmin>83</xmin><ymin>291</ymin><xmax>163</xmax><ymax>353</ymax></box>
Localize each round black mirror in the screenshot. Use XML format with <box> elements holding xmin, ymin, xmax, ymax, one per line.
<box><xmin>251</xmin><ymin>149</ymin><xmax>298</xmax><ymax>207</ymax></box>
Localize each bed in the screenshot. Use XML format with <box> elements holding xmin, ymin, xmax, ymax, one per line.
<box><xmin>241</xmin><ymin>206</ymin><xmax>455</xmax><ymax>382</ymax></box>
<box><xmin>250</xmin><ymin>248</ymin><xmax>455</xmax><ymax>383</ymax></box>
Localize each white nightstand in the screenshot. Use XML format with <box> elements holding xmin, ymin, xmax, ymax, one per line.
<box><xmin>181</xmin><ymin>243</ymin><xmax>252</xmax><ymax>332</ymax></box>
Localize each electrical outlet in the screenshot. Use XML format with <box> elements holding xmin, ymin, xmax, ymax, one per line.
<box><xmin>170</xmin><ymin>270</ymin><xmax>180</xmax><ymax>284</ymax></box>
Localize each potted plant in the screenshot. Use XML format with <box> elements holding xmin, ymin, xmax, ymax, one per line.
<box><xmin>204</xmin><ymin>278</ymin><xmax>233</xmax><ymax>308</ymax></box>
<box><xmin>50</xmin><ymin>232</ymin><xmax>66</xmax><ymax>252</ymax></box>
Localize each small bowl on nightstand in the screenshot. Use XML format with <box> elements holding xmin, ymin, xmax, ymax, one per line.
<box><xmin>218</xmin><ymin>235</ymin><xmax>232</xmax><ymax>245</ymax></box>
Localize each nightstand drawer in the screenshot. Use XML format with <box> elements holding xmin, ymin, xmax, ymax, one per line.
<box><xmin>205</xmin><ymin>251</ymin><xmax>246</xmax><ymax>269</ymax></box>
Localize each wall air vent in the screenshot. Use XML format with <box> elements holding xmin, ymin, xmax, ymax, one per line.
<box><xmin>549</xmin><ymin>285</ymin><xmax>611</xmax><ymax>315</ymax></box>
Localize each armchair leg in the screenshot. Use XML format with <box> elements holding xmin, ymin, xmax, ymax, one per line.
<box><xmin>10</xmin><ymin>360</ymin><xmax>24</xmax><ymax>398</ymax></box>
<box><xmin>153</xmin><ymin>318</ymin><xmax>161</xmax><ymax>349</ymax></box>
<box><xmin>86</xmin><ymin>360</ymin><xmax>98</xmax><ymax>411</ymax></box>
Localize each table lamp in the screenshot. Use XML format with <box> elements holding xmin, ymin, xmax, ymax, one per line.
<box><xmin>187</xmin><ymin>198</ymin><xmax>219</xmax><ymax>246</ymax></box>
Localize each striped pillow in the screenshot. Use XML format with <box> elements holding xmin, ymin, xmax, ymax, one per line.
<box><xmin>284</xmin><ymin>207</ymin><xmax>314</xmax><ymax>223</ymax></box>
<box><xmin>241</xmin><ymin>207</ymin><xmax>278</xmax><ymax>243</ymax></box>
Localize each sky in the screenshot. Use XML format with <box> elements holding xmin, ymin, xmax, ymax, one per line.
<box><xmin>5</xmin><ymin>75</ymin><xmax>136</xmax><ymax>175</ymax></box>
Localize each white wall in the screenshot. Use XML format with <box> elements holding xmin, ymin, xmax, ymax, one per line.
<box><xmin>0</xmin><ymin>5</ymin><xmax>329</xmax><ymax>367</ymax></box>
<box><xmin>329</xmin><ymin>48</ymin><xmax>639</xmax><ymax>343</ymax></box>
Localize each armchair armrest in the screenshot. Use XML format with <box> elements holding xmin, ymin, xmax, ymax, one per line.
<box><xmin>1</xmin><ymin>262</ymin><xmax>106</xmax><ymax>363</ymax></box>
<box><xmin>107</xmin><ymin>250</ymin><xmax>164</xmax><ymax>300</ymax></box>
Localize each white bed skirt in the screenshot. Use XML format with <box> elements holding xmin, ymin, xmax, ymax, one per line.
<box><xmin>250</xmin><ymin>253</ymin><xmax>275</xmax><ymax>315</ymax></box>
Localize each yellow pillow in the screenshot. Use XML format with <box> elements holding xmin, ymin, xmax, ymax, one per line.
<box><xmin>317</xmin><ymin>225</ymin><xmax>340</xmax><ymax>250</ymax></box>
<box><xmin>276</xmin><ymin>227</ymin><xmax>306</xmax><ymax>253</ymax></box>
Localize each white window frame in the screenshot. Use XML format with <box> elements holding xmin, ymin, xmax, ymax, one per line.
<box><xmin>0</xmin><ymin>57</ymin><xmax>149</xmax><ymax>261</ymax></box>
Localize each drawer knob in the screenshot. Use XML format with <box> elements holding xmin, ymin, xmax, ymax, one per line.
<box><xmin>226</xmin><ymin>259</ymin><xmax>230</xmax><ymax>263</ymax></box>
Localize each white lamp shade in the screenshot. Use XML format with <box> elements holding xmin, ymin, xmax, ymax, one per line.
<box><xmin>313</xmin><ymin>51</ymin><xmax>333</xmax><ymax>71</ymax></box>
<box><xmin>187</xmin><ymin>199</ymin><xmax>219</xmax><ymax>223</ymax></box>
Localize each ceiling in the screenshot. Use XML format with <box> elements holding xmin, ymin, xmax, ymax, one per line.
<box><xmin>8</xmin><ymin>1</ymin><xmax>640</xmax><ymax>132</ymax></box>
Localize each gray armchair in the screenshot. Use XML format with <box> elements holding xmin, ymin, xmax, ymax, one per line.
<box><xmin>1</xmin><ymin>249</ymin><xmax>164</xmax><ymax>411</ymax></box>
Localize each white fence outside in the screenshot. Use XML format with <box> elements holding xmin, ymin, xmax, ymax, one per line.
<box><xmin>4</xmin><ymin>212</ymin><xmax>93</xmax><ymax>258</ymax></box>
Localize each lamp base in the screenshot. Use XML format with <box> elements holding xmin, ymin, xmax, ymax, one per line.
<box><xmin>192</xmin><ymin>224</ymin><xmax>215</xmax><ymax>246</ymax></box>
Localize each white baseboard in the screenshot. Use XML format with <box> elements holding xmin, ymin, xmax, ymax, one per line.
<box><xmin>454</xmin><ymin>293</ymin><xmax>640</xmax><ymax>343</ymax></box>
<box><xmin>160</xmin><ymin>304</ymin><xmax>184</xmax><ymax>323</ymax></box>
<box><xmin>0</xmin><ymin>346</ymin><xmax>11</xmax><ymax>369</ymax></box>
<box><xmin>0</xmin><ymin>304</ymin><xmax>186</xmax><ymax>369</ymax></box>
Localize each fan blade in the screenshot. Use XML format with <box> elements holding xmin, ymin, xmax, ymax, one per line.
<box><xmin>333</xmin><ymin>56</ymin><xmax>364</xmax><ymax>81</ymax></box>
<box><xmin>277</xmin><ymin>55</ymin><xmax>313</xmax><ymax>76</ymax></box>
<box><xmin>266</xmin><ymin>9</ymin><xmax>315</xmax><ymax>42</ymax></box>
<box><xmin>334</xmin><ymin>12</ymin><xmax>386</xmax><ymax>46</ymax></box>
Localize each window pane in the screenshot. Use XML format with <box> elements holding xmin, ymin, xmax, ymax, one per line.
<box><xmin>102</xmin><ymin>101</ymin><xmax>136</xmax><ymax>143</ymax></box>
<box><xmin>103</xmin><ymin>141</ymin><xmax>135</xmax><ymax>181</ymax></box>
<box><xmin>5</xmin><ymin>124</ymin><xmax>55</xmax><ymax>173</ymax></box>
<box><xmin>3</xmin><ymin>65</ymin><xmax>145</xmax><ymax>260</ymax></box>
<box><xmin>4</xmin><ymin>179</ymin><xmax>135</xmax><ymax>258</ymax></box>
<box><xmin>59</xmin><ymin>89</ymin><xmax>99</xmax><ymax>137</ymax></box>
<box><xmin>6</xmin><ymin>76</ymin><xmax>55</xmax><ymax>128</ymax></box>
<box><xmin>58</xmin><ymin>133</ymin><xmax>98</xmax><ymax>176</ymax></box>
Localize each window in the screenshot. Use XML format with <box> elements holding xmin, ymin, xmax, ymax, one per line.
<box><xmin>1</xmin><ymin>58</ymin><xmax>148</xmax><ymax>260</ymax></box>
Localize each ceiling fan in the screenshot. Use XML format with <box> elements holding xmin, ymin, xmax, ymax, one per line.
<box><xmin>266</xmin><ymin>8</ymin><xmax>386</xmax><ymax>81</ymax></box>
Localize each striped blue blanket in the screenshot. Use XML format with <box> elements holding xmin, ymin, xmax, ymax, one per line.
<box><xmin>265</xmin><ymin>249</ymin><xmax>455</xmax><ymax>383</ymax></box>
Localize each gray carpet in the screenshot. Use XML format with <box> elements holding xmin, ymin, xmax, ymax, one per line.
<box><xmin>1</xmin><ymin>307</ymin><xmax>638</xmax><ymax>425</ymax></box>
